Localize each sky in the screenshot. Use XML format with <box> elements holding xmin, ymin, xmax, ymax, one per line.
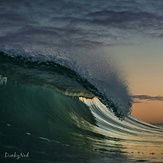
<box><xmin>111</xmin><ymin>44</ymin><xmax>163</xmax><ymax>124</ymax></box>
<box><xmin>0</xmin><ymin>0</ymin><xmax>163</xmax><ymax>124</ymax></box>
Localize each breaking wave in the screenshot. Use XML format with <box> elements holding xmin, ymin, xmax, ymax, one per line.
<box><xmin>0</xmin><ymin>51</ymin><xmax>163</xmax><ymax>163</ymax></box>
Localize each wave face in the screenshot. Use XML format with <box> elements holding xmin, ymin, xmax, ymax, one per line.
<box><xmin>0</xmin><ymin>51</ymin><xmax>163</xmax><ymax>163</ymax></box>
<box><xmin>0</xmin><ymin>51</ymin><xmax>132</xmax><ymax>119</ymax></box>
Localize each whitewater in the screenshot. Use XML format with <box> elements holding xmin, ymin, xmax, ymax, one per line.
<box><xmin>0</xmin><ymin>0</ymin><xmax>163</xmax><ymax>162</ymax></box>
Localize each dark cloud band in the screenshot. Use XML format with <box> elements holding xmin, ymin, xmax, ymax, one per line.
<box><xmin>132</xmin><ymin>95</ymin><xmax>163</xmax><ymax>102</ymax></box>
<box><xmin>0</xmin><ymin>0</ymin><xmax>163</xmax><ymax>49</ymax></box>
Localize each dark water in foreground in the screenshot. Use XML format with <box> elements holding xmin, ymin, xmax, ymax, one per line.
<box><xmin>0</xmin><ymin>52</ymin><xmax>163</xmax><ymax>163</ymax></box>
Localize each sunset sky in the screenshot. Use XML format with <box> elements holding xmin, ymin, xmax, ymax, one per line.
<box><xmin>110</xmin><ymin>44</ymin><xmax>163</xmax><ymax>124</ymax></box>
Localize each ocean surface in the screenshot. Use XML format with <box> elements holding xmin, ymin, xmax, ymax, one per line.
<box><xmin>0</xmin><ymin>0</ymin><xmax>163</xmax><ymax>162</ymax></box>
<box><xmin>0</xmin><ymin>51</ymin><xmax>163</xmax><ymax>163</ymax></box>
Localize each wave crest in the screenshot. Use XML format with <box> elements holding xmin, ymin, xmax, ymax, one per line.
<box><xmin>0</xmin><ymin>51</ymin><xmax>132</xmax><ymax>119</ymax></box>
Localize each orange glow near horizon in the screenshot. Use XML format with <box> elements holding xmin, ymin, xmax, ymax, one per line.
<box><xmin>108</xmin><ymin>45</ymin><xmax>163</xmax><ymax>124</ymax></box>
<box><xmin>131</xmin><ymin>101</ymin><xmax>163</xmax><ymax>124</ymax></box>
